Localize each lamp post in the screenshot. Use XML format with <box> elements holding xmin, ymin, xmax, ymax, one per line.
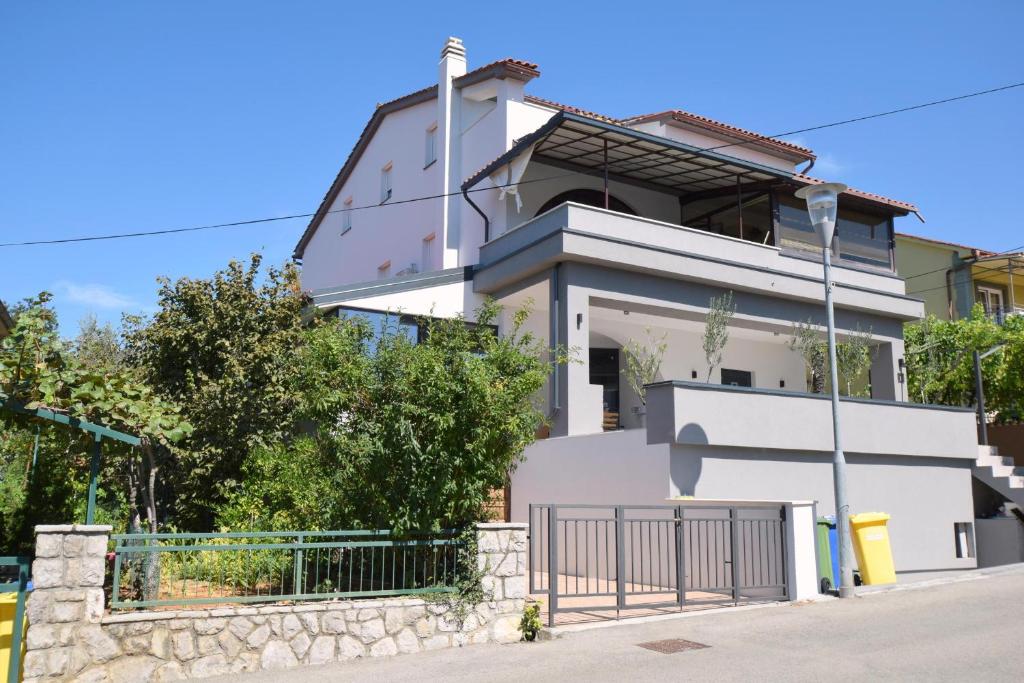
<box><xmin>794</xmin><ymin>182</ymin><xmax>855</xmax><ymax>598</ymax></box>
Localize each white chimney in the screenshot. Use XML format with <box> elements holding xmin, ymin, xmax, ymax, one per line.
<box><xmin>438</xmin><ymin>37</ymin><xmax>467</xmax><ymax>268</ymax></box>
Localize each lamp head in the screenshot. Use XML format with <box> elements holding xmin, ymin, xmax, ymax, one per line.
<box><xmin>794</xmin><ymin>182</ymin><xmax>847</xmax><ymax>248</ymax></box>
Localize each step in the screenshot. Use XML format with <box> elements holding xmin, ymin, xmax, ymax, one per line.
<box><xmin>1008</xmin><ymin>476</ymin><xmax>1024</xmax><ymax>489</ymax></box>
<box><xmin>988</xmin><ymin>464</ymin><xmax>1017</xmax><ymax>478</ymax></box>
<box><xmin>976</xmin><ymin>453</ymin><xmax>1016</xmax><ymax>468</ymax></box>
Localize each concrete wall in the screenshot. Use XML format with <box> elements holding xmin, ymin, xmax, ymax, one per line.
<box><xmin>626</xmin><ymin>119</ymin><xmax>798</xmax><ymax>173</ymax></box>
<box><xmin>645</xmin><ymin>382</ymin><xmax>979</xmax><ymax>460</ymax></box>
<box><xmin>23</xmin><ymin>524</ymin><xmax>527</xmax><ymax>682</ymax></box>
<box><xmin>894</xmin><ymin>236</ymin><xmax>970</xmax><ymax>320</ymax></box>
<box><xmin>975</xmin><ymin>517</ymin><xmax>1024</xmax><ymax>568</ymax></box>
<box><xmin>511</xmin><ymin>427</ymin><xmax>977</xmax><ymax>574</ymax></box>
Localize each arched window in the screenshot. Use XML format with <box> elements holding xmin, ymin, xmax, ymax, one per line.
<box><xmin>535</xmin><ymin>189</ymin><xmax>637</xmax><ymax>218</ymax></box>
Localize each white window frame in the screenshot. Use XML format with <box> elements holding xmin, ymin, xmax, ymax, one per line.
<box><xmin>425</xmin><ymin>124</ymin><xmax>437</xmax><ymax>168</ymax></box>
<box><xmin>421</xmin><ymin>232</ymin><xmax>435</xmax><ymax>272</ymax></box>
<box><xmin>977</xmin><ymin>286</ymin><xmax>1004</xmax><ymax>316</ymax></box>
<box><xmin>380</xmin><ymin>163</ymin><xmax>393</xmax><ymax>203</ymax></box>
<box><xmin>341</xmin><ymin>197</ymin><xmax>353</xmax><ymax>235</ymax></box>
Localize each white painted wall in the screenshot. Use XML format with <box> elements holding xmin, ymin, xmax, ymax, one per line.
<box><xmin>302</xmin><ymin>98</ymin><xmax>443</xmax><ymax>291</ymax></box>
<box><xmin>317</xmin><ymin>280</ymin><xmax>482</xmax><ymax>320</ymax></box>
<box><xmin>627</xmin><ymin>120</ymin><xmax>798</xmax><ymax>173</ymax></box>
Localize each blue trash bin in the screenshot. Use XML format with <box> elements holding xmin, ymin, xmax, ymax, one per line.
<box><xmin>826</xmin><ymin>515</ymin><xmax>840</xmax><ymax>584</ymax></box>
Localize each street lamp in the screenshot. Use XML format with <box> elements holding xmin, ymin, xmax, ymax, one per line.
<box><xmin>794</xmin><ymin>182</ymin><xmax>856</xmax><ymax>598</ymax></box>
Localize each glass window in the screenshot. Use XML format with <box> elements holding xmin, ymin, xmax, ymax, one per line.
<box><xmin>380</xmin><ymin>165</ymin><xmax>393</xmax><ymax>203</ymax></box>
<box><xmin>335</xmin><ymin>307</ymin><xmax>418</xmax><ymax>353</ymax></box>
<box><xmin>775</xmin><ymin>193</ymin><xmax>820</xmax><ymax>254</ymax></box>
<box><xmin>836</xmin><ymin>208</ymin><xmax>892</xmax><ymax>268</ymax></box>
<box><xmin>425</xmin><ymin>126</ymin><xmax>437</xmax><ymax>167</ymax></box>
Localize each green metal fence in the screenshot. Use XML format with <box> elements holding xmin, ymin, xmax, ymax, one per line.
<box><xmin>1</xmin><ymin>556</ymin><xmax>30</xmax><ymax>683</ymax></box>
<box><xmin>109</xmin><ymin>530</ymin><xmax>463</xmax><ymax>610</ymax></box>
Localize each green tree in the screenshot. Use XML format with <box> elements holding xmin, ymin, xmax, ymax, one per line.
<box><xmin>0</xmin><ymin>295</ymin><xmax>191</xmax><ymax>552</ymax></box>
<box><xmin>703</xmin><ymin>292</ymin><xmax>735</xmax><ymax>382</ymax></box>
<box><xmin>621</xmin><ymin>327</ymin><xmax>668</xmax><ymax>406</ymax></box>
<box><xmin>124</xmin><ymin>254</ymin><xmax>307</xmax><ymax>529</ymax></box>
<box><xmin>220</xmin><ymin>300</ymin><xmax>558</xmax><ymax>534</ymax></box>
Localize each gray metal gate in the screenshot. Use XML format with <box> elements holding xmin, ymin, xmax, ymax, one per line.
<box><xmin>528</xmin><ymin>503</ymin><xmax>788</xmax><ymax>625</ymax></box>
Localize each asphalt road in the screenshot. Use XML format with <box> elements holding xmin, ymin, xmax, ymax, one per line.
<box><xmin>215</xmin><ymin>567</ymin><xmax>1024</xmax><ymax>682</ymax></box>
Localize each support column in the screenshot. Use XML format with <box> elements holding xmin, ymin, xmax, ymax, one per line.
<box><xmin>870</xmin><ymin>338</ymin><xmax>905</xmax><ymax>402</ymax></box>
<box><xmin>549</xmin><ymin>264</ymin><xmax>591</xmax><ymax>437</ymax></box>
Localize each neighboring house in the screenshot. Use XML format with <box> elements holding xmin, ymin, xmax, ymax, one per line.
<box><xmin>896</xmin><ymin>233</ymin><xmax>1024</xmax><ymax>321</ymax></box>
<box><xmin>0</xmin><ymin>300</ymin><xmax>12</xmax><ymax>338</ymax></box>
<box><xmin>297</xmin><ymin>38</ymin><xmax>987</xmax><ymax>575</ymax></box>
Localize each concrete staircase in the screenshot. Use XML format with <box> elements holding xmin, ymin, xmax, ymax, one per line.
<box><xmin>974</xmin><ymin>445</ymin><xmax>1024</xmax><ymax>506</ymax></box>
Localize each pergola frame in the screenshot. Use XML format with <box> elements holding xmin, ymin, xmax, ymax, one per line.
<box><xmin>1</xmin><ymin>393</ymin><xmax>141</xmax><ymax>524</ymax></box>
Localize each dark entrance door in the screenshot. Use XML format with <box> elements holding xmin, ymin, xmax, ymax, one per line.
<box><xmin>589</xmin><ymin>348</ymin><xmax>620</xmax><ymax>430</ymax></box>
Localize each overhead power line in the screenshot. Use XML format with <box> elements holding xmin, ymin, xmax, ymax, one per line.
<box><xmin>2</xmin><ymin>79</ymin><xmax>1022</xmax><ymax>249</ymax></box>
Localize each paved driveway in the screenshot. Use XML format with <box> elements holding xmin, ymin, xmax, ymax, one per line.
<box><xmin>214</xmin><ymin>567</ymin><xmax>1024</xmax><ymax>682</ymax></box>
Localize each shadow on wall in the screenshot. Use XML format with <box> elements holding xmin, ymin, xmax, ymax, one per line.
<box><xmin>670</xmin><ymin>424</ymin><xmax>707</xmax><ymax>496</ymax></box>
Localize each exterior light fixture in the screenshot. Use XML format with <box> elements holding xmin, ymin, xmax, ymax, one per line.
<box><xmin>794</xmin><ymin>181</ymin><xmax>856</xmax><ymax>598</ymax></box>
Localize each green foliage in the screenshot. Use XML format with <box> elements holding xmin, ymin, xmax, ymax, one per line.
<box><xmin>123</xmin><ymin>254</ymin><xmax>307</xmax><ymax>529</ymax></box>
<box><xmin>905</xmin><ymin>306</ymin><xmax>1024</xmax><ymax>420</ymax></box>
<box><xmin>0</xmin><ymin>295</ymin><xmax>190</xmax><ymax>552</ymax></box>
<box><xmin>703</xmin><ymin>292</ymin><xmax>735</xmax><ymax>382</ymax></box>
<box><xmin>621</xmin><ymin>327</ymin><xmax>668</xmax><ymax>406</ymax></box>
<box><xmin>424</xmin><ymin>527</ymin><xmax>488</xmax><ymax>624</ymax></box>
<box><xmin>519</xmin><ymin>601</ymin><xmax>543</xmax><ymax>641</ymax></box>
<box><xmin>219</xmin><ymin>299</ymin><xmax>557</xmax><ymax>534</ymax></box>
<box><xmin>789</xmin><ymin>321</ymin><xmax>874</xmax><ymax>396</ymax></box>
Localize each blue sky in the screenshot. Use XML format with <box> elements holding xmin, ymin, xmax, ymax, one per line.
<box><xmin>2</xmin><ymin>1</ymin><xmax>1022</xmax><ymax>335</ymax></box>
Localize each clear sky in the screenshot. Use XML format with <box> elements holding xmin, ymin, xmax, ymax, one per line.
<box><xmin>2</xmin><ymin>1</ymin><xmax>1022</xmax><ymax>335</ymax></box>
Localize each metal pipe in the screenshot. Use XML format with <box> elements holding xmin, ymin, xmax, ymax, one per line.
<box><xmin>798</xmin><ymin>158</ymin><xmax>816</xmax><ymax>176</ymax></box>
<box><xmin>462</xmin><ymin>188</ymin><xmax>490</xmax><ymax>243</ymax></box>
<box><xmin>603</xmin><ymin>140</ymin><xmax>609</xmax><ymax>210</ymax></box>
<box><xmin>822</xmin><ymin>246</ymin><xmax>855</xmax><ymax>598</ymax></box>
<box><xmin>86</xmin><ymin>433</ymin><xmax>101</xmax><ymax>525</ymax></box>
<box><xmin>736</xmin><ymin>175</ymin><xmax>743</xmax><ymax>241</ymax></box>
<box><xmin>974</xmin><ymin>350</ymin><xmax>988</xmax><ymax>445</ymax></box>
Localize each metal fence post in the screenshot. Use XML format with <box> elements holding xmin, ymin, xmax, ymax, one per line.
<box><xmin>729</xmin><ymin>507</ymin><xmax>741</xmax><ymax>604</ymax></box>
<box><xmin>674</xmin><ymin>506</ymin><xmax>685</xmax><ymax>610</ymax></box>
<box><xmin>293</xmin><ymin>534</ymin><xmax>304</xmax><ymax>596</ymax></box>
<box><xmin>6</xmin><ymin>557</ymin><xmax>29</xmax><ymax>683</ymax></box>
<box><xmin>547</xmin><ymin>506</ymin><xmax>558</xmax><ymax>627</ymax></box>
<box><xmin>615</xmin><ymin>506</ymin><xmax>626</xmax><ymax>617</ymax></box>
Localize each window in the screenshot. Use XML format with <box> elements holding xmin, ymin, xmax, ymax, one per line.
<box><xmin>954</xmin><ymin>522</ymin><xmax>975</xmax><ymax>559</ymax></box>
<box><xmin>377</xmin><ymin>260</ymin><xmax>391</xmax><ymax>279</ymax></box>
<box><xmin>976</xmin><ymin>286</ymin><xmax>1005</xmax><ymax>318</ymax></box>
<box><xmin>421</xmin><ymin>232</ymin><xmax>435</xmax><ymax>272</ymax></box>
<box><xmin>720</xmin><ymin>369</ymin><xmax>753</xmax><ymax>387</ymax></box>
<box><xmin>341</xmin><ymin>197</ymin><xmax>353</xmax><ymax>235</ymax></box>
<box><xmin>775</xmin><ymin>193</ymin><xmax>893</xmax><ymax>270</ymax></box>
<box><xmin>333</xmin><ymin>305</ymin><xmax>498</xmax><ymax>351</ymax></box>
<box><xmin>425</xmin><ymin>124</ymin><xmax>437</xmax><ymax>167</ymax></box>
<box><xmin>380</xmin><ymin>163</ymin><xmax>393</xmax><ymax>203</ymax></box>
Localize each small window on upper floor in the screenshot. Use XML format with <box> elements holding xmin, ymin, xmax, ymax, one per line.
<box><xmin>425</xmin><ymin>124</ymin><xmax>437</xmax><ymax>168</ymax></box>
<box><xmin>421</xmin><ymin>232</ymin><xmax>436</xmax><ymax>272</ymax></box>
<box><xmin>377</xmin><ymin>260</ymin><xmax>391</xmax><ymax>279</ymax></box>
<box><xmin>381</xmin><ymin>163</ymin><xmax>393</xmax><ymax>203</ymax></box>
<box><xmin>341</xmin><ymin>197</ymin><xmax>353</xmax><ymax>235</ymax></box>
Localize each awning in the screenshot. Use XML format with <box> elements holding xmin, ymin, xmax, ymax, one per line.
<box><xmin>462</xmin><ymin>111</ymin><xmax>918</xmax><ymax>216</ymax></box>
<box><xmin>463</xmin><ymin>111</ymin><xmax>792</xmax><ymax>196</ymax></box>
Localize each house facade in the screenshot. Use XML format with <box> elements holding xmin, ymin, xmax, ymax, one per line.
<box><xmin>896</xmin><ymin>233</ymin><xmax>1024</xmax><ymax>321</ymax></box>
<box><xmin>296</xmin><ymin>38</ymin><xmax>985</xmax><ymax>575</ymax></box>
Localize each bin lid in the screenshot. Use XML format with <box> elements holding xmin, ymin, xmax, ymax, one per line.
<box><xmin>850</xmin><ymin>512</ymin><xmax>890</xmax><ymax>524</ymax></box>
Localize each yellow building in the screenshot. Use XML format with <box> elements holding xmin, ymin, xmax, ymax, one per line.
<box><xmin>896</xmin><ymin>233</ymin><xmax>1024</xmax><ymax>321</ymax></box>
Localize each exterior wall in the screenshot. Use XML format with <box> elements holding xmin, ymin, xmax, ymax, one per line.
<box><xmin>626</xmin><ymin>120</ymin><xmax>798</xmax><ymax>173</ymax></box>
<box><xmin>894</xmin><ymin>236</ymin><xmax>970</xmax><ymax>320</ymax></box>
<box><xmin>975</xmin><ymin>517</ymin><xmax>1024</xmax><ymax>567</ymax></box>
<box><xmin>510</xmin><ymin>428</ymin><xmax>977</xmax><ymax>574</ymax></box>
<box><xmin>302</xmin><ymin>98</ymin><xmax>442</xmax><ymax>292</ymax></box>
<box><xmin>23</xmin><ymin>524</ymin><xmax>527</xmax><ymax>682</ymax></box>
<box><xmin>315</xmin><ymin>279</ymin><xmax>483</xmax><ymax>321</ymax></box>
<box><xmin>645</xmin><ymin>382</ymin><xmax>979</xmax><ymax>460</ymax></box>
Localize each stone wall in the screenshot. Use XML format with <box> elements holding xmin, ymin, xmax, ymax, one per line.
<box><xmin>23</xmin><ymin>522</ymin><xmax>528</xmax><ymax>682</ymax></box>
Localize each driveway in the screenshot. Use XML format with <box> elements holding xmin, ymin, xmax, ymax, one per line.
<box><xmin>214</xmin><ymin>567</ymin><xmax>1024</xmax><ymax>682</ymax></box>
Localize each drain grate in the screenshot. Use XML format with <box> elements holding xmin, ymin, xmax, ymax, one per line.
<box><xmin>636</xmin><ymin>638</ymin><xmax>709</xmax><ymax>654</ymax></box>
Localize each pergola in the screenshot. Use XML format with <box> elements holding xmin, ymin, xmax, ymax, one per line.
<box><xmin>461</xmin><ymin>111</ymin><xmax>917</xmax><ymax>241</ymax></box>
<box><xmin>1</xmin><ymin>393</ymin><xmax>140</xmax><ymax>524</ymax></box>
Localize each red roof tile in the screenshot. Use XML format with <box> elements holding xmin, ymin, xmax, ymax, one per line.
<box><xmin>622</xmin><ymin>110</ymin><xmax>814</xmax><ymax>160</ymax></box>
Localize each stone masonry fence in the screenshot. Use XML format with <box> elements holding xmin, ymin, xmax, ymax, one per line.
<box><xmin>22</xmin><ymin>522</ymin><xmax>528</xmax><ymax>682</ymax></box>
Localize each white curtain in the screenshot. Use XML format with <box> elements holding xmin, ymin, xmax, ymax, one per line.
<box><xmin>487</xmin><ymin>143</ymin><xmax>536</xmax><ymax>212</ymax></box>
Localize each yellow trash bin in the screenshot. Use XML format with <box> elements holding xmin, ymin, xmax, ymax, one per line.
<box><xmin>849</xmin><ymin>512</ymin><xmax>896</xmax><ymax>585</ymax></box>
<box><xmin>1</xmin><ymin>591</ymin><xmax>27</xmax><ymax>683</ymax></box>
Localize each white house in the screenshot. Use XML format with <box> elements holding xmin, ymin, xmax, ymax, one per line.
<box><xmin>295</xmin><ymin>37</ymin><xmax>985</xmax><ymax>579</ymax></box>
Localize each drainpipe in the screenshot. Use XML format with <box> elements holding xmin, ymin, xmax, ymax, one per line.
<box><xmin>462</xmin><ymin>187</ymin><xmax>490</xmax><ymax>243</ymax></box>
<box><xmin>798</xmin><ymin>158</ymin><xmax>816</xmax><ymax>176</ymax></box>
<box><xmin>548</xmin><ymin>263</ymin><xmax>562</xmax><ymax>419</ymax></box>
